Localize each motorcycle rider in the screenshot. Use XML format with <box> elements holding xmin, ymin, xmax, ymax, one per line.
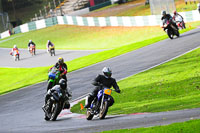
<box><xmin>50</xmin><ymin>57</ymin><xmax>68</xmax><ymax>82</ymax></box>
<box><xmin>42</xmin><ymin>79</ymin><xmax>71</xmax><ymax>112</ymax></box>
<box><xmin>46</xmin><ymin>40</ymin><xmax>55</xmax><ymax>53</ymax></box>
<box><xmin>161</xmin><ymin>10</ymin><xmax>178</xmax><ymax>30</ymax></box>
<box><xmin>10</xmin><ymin>45</ymin><xmax>19</xmax><ymax>56</ymax></box>
<box><xmin>172</xmin><ymin>11</ymin><xmax>185</xmax><ymax>29</ymax></box>
<box><xmin>84</xmin><ymin>67</ymin><xmax>121</xmax><ymax>108</ymax></box>
<box><xmin>28</xmin><ymin>40</ymin><xmax>36</xmax><ymax>53</ymax></box>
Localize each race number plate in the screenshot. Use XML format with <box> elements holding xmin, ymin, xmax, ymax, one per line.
<box><xmin>104</xmin><ymin>89</ymin><xmax>112</xmax><ymax>95</ymax></box>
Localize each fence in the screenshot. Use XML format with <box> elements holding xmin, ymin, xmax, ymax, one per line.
<box><xmin>149</xmin><ymin>0</ymin><xmax>176</xmax><ymax>15</ymax></box>
<box><xmin>0</xmin><ymin>12</ymin><xmax>11</xmax><ymax>33</ymax></box>
<box><xmin>1</xmin><ymin>10</ymin><xmax>200</xmax><ymax>39</ymax></box>
<box><xmin>31</xmin><ymin>0</ymin><xmax>66</xmax><ymax>21</ymax></box>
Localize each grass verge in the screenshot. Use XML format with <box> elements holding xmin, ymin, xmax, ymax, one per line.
<box><xmin>101</xmin><ymin>119</ymin><xmax>200</xmax><ymax>133</ymax></box>
<box><xmin>71</xmin><ymin>39</ymin><xmax>200</xmax><ymax>115</ymax></box>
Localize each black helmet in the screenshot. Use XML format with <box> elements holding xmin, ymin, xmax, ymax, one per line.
<box><xmin>161</xmin><ymin>10</ymin><xmax>166</xmax><ymax>16</ymax></box>
<box><xmin>58</xmin><ymin>57</ymin><xmax>64</xmax><ymax>65</ymax></box>
<box><xmin>102</xmin><ymin>67</ymin><xmax>112</xmax><ymax>78</ymax></box>
<box><xmin>59</xmin><ymin>79</ymin><xmax>67</xmax><ymax>89</ymax></box>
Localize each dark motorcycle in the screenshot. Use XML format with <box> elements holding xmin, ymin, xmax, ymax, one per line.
<box><xmin>86</xmin><ymin>87</ymin><xmax>115</xmax><ymax>120</ymax></box>
<box><xmin>49</xmin><ymin>45</ymin><xmax>55</xmax><ymax>56</ymax></box>
<box><xmin>42</xmin><ymin>88</ymin><xmax>68</xmax><ymax>121</ymax></box>
<box><xmin>47</xmin><ymin>67</ymin><xmax>61</xmax><ymax>91</ymax></box>
<box><xmin>162</xmin><ymin>20</ymin><xmax>179</xmax><ymax>39</ymax></box>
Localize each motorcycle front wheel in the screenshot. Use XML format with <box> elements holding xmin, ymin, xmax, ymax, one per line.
<box><xmin>167</xmin><ymin>29</ymin><xmax>173</xmax><ymax>39</ymax></box>
<box><xmin>86</xmin><ymin>109</ymin><xmax>94</xmax><ymax>120</ymax></box>
<box><xmin>99</xmin><ymin>101</ymin><xmax>109</xmax><ymax>119</ymax></box>
<box><xmin>51</xmin><ymin>103</ymin><xmax>61</xmax><ymax>121</ymax></box>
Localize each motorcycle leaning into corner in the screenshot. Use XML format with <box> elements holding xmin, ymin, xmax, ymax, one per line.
<box><xmin>47</xmin><ymin>67</ymin><xmax>61</xmax><ymax>91</ymax></box>
<box><xmin>162</xmin><ymin>19</ymin><xmax>180</xmax><ymax>39</ymax></box>
<box><xmin>174</xmin><ymin>15</ymin><xmax>186</xmax><ymax>29</ymax></box>
<box><xmin>42</xmin><ymin>85</ymin><xmax>72</xmax><ymax>121</ymax></box>
<box><xmin>49</xmin><ymin>45</ymin><xmax>55</xmax><ymax>56</ymax></box>
<box><xmin>10</xmin><ymin>50</ymin><xmax>20</xmax><ymax>61</ymax></box>
<box><xmin>86</xmin><ymin>86</ymin><xmax>118</xmax><ymax>120</ymax></box>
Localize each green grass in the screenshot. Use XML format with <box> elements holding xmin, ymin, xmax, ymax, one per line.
<box><xmin>71</xmin><ymin>39</ymin><xmax>200</xmax><ymax>115</ymax></box>
<box><xmin>101</xmin><ymin>119</ymin><xmax>200</xmax><ymax>133</ymax></box>
<box><xmin>0</xmin><ymin>25</ymin><xmax>165</xmax><ymax>50</ymax></box>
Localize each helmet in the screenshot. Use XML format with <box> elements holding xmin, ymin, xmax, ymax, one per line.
<box><xmin>174</xmin><ymin>11</ymin><xmax>177</xmax><ymax>15</ymax></box>
<box><xmin>58</xmin><ymin>57</ymin><xmax>64</xmax><ymax>65</ymax></box>
<box><xmin>48</xmin><ymin>40</ymin><xmax>50</xmax><ymax>43</ymax></box>
<box><xmin>14</xmin><ymin>45</ymin><xmax>17</xmax><ymax>48</ymax></box>
<box><xmin>29</xmin><ymin>40</ymin><xmax>32</xmax><ymax>43</ymax></box>
<box><xmin>59</xmin><ymin>79</ymin><xmax>67</xmax><ymax>89</ymax></box>
<box><xmin>161</xmin><ymin>10</ymin><xmax>166</xmax><ymax>16</ymax></box>
<box><xmin>102</xmin><ymin>67</ymin><xmax>112</xmax><ymax>78</ymax></box>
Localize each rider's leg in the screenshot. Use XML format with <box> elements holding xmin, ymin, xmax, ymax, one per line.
<box><xmin>84</xmin><ymin>87</ymin><xmax>99</xmax><ymax>108</ymax></box>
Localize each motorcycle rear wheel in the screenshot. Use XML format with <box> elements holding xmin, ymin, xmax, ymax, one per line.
<box><xmin>99</xmin><ymin>101</ymin><xmax>109</xmax><ymax>119</ymax></box>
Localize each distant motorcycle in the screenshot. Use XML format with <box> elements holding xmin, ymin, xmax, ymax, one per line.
<box><xmin>49</xmin><ymin>46</ymin><xmax>55</xmax><ymax>56</ymax></box>
<box><xmin>10</xmin><ymin>50</ymin><xmax>20</xmax><ymax>61</ymax></box>
<box><xmin>47</xmin><ymin>67</ymin><xmax>61</xmax><ymax>91</ymax></box>
<box><xmin>29</xmin><ymin>44</ymin><xmax>36</xmax><ymax>56</ymax></box>
<box><xmin>43</xmin><ymin>87</ymin><xmax>70</xmax><ymax>121</ymax></box>
<box><xmin>174</xmin><ymin>15</ymin><xmax>186</xmax><ymax>29</ymax></box>
<box><xmin>86</xmin><ymin>87</ymin><xmax>116</xmax><ymax>120</ymax></box>
<box><xmin>162</xmin><ymin>19</ymin><xmax>179</xmax><ymax>39</ymax></box>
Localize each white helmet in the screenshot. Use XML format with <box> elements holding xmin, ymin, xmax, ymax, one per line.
<box><xmin>102</xmin><ymin>67</ymin><xmax>112</xmax><ymax>78</ymax></box>
<box><xmin>29</xmin><ymin>40</ymin><xmax>32</xmax><ymax>43</ymax></box>
<box><xmin>14</xmin><ymin>45</ymin><xmax>17</xmax><ymax>48</ymax></box>
<box><xmin>48</xmin><ymin>40</ymin><xmax>50</xmax><ymax>43</ymax></box>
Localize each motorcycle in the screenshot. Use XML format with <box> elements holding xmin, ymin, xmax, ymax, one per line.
<box><xmin>29</xmin><ymin>44</ymin><xmax>36</xmax><ymax>56</ymax></box>
<box><xmin>49</xmin><ymin>46</ymin><xmax>55</xmax><ymax>56</ymax></box>
<box><xmin>176</xmin><ymin>21</ymin><xmax>186</xmax><ymax>29</ymax></box>
<box><xmin>47</xmin><ymin>67</ymin><xmax>61</xmax><ymax>91</ymax></box>
<box><xmin>86</xmin><ymin>87</ymin><xmax>115</xmax><ymax>120</ymax></box>
<box><xmin>162</xmin><ymin>19</ymin><xmax>180</xmax><ymax>39</ymax></box>
<box><xmin>10</xmin><ymin>50</ymin><xmax>20</xmax><ymax>61</ymax></box>
<box><xmin>43</xmin><ymin>88</ymin><xmax>68</xmax><ymax>121</ymax></box>
<box><xmin>174</xmin><ymin>15</ymin><xmax>186</xmax><ymax>29</ymax></box>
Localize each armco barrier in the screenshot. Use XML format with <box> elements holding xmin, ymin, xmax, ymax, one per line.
<box><xmin>1</xmin><ymin>10</ymin><xmax>200</xmax><ymax>39</ymax></box>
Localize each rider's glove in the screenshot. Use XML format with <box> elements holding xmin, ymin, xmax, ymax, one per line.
<box><xmin>116</xmin><ymin>89</ymin><xmax>120</xmax><ymax>93</ymax></box>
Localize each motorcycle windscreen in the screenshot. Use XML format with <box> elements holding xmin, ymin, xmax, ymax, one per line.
<box><xmin>48</xmin><ymin>72</ymin><xmax>56</xmax><ymax>79</ymax></box>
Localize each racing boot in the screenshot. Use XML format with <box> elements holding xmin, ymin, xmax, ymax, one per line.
<box><xmin>84</xmin><ymin>95</ymin><xmax>94</xmax><ymax>108</ymax></box>
<box><xmin>63</xmin><ymin>100</ymin><xmax>70</xmax><ymax>109</ymax></box>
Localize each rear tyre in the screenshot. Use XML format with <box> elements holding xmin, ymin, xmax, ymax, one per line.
<box><xmin>86</xmin><ymin>109</ymin><xmax>94</xmax><ymax>120</ymax></box>
<box><xmin>176</xmin><ymin>30</ymin><xmax>180</xmax><ymax>37</ymax></box>
<box><xmin>99</xmin><ymin>101</ymin><xmax>109</xmax><ymax>119</ymax></box>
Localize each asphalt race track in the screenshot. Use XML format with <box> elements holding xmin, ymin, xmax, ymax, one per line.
<box><xmin>0</xmin><ymin>48</ymin><xmax>101</xmax><ymax>68</ymax></box>
<box><xmin>1</xmin><ymin>28</ymin><xmax>200</xmax><ymax>133</ymax></box>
